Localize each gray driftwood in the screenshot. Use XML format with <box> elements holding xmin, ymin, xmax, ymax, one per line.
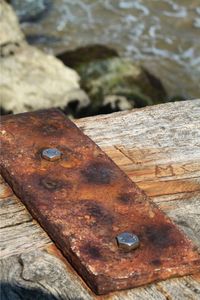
<box><xmin>0</xmin><ymin>100</ymin><xmax>200</xmax><ymax>299</ymax></box>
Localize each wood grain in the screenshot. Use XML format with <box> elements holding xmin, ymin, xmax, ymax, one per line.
<box><xmin>1</xmin><ymin>100</ymin><xmax>200</xmax><ymax>299</ymax></box>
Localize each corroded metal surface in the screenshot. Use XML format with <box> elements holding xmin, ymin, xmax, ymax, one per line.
<box><xmin>0</xmin><ymin>109</ymin><xmax>199</xmax><ymax>295</ymax></box>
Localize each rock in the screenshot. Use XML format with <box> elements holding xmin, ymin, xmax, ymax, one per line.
<box><xmin>0</xmin><ymin>1</ymin><xmax>89</xmax><ymax>114</ymax></box>
<box><xmin>73</xmin><ymin>57</ymin><xmax>167</xmax><ymax>116</ymax></box>
<box><xmin>57</xmin><ymin>45</ymin><xmax>118</xmax><ymax>68</ymax></box>
<box><xmin>0</xmin><ymin>0</ymin><xmax>25</xmax><ymax>45</ymax></box>
<box><xmin>0</xmin><ymin>45</ymin><xmax>89</xmax><ymax>114</ymax></box>
<box><xmin>26</xmin><ymin>34</ymin><xmax>61</xmax><ymax>47</ymax></box>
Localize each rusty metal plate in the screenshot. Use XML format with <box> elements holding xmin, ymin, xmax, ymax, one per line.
<box><xmin>0</xmin><ymin>109</ymin><xmax>199</xmax><ymax>295</ymax></box>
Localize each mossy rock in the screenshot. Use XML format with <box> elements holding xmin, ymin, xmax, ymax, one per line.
<box><xmin>76</xmin><ymin>57</ymin><xmax>167</xmax><ymax>115</ymax></box>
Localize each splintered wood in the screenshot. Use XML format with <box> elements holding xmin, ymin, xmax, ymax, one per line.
<box><xmin>0</xmin><ymin>109</ymin><xmax>199</xmax><ymax>294</ymax></box>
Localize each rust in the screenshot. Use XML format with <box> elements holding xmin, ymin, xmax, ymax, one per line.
<box><xmin>81</xmin><ymin>161</ymin><xmax>116</xmax><ymax>184</ymax></box>
<box><xmin>0</xmin><ymin>108</ymin><xmax>200</xmax><ymax>295</ymax></box>
<box><xmin>0</xmin><ymin>181</ymin><xmax>13</xmax><ymax>199</ymax></box>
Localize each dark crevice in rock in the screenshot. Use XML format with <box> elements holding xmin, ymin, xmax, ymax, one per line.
<box><xmin>26</xmin><ymin>34</ymin><xmax>61</xmax><ymax>47</ymax></box>
<box><xmin>57</xmin><ymin>44</ymin><xmax>118</xmax><ymax>68</ymax></box>
<box><xmin>0</xmin><ymin>107</ymin><xmax>13</xmax><ymax>116</ymax></box>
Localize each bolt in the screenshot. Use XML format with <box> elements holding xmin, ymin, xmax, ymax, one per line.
<box><xmin>42</xmin><ymin>148</ymin><xmax>62</xmax><ymax>161</ymax></box>
<box><xmin>116</xmin><ymin>232</ymin><xmax>140</xmax><ymax>251</ymax></box>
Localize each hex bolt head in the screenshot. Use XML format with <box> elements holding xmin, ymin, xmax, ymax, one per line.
<box><xmin>116</xmin><ymin>232</ymin><xmax>140</xmax><ymax>251</ymax></box>
<box><xmin>42</xmin><ymin>148</ymin><xmax>62</xmax><ymax>161</ymax></box>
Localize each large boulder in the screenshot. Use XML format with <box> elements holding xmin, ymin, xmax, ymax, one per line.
<box><xmin>0</xmin><ymin>1</ymin><xmax>89</xmax><ymax>114</ymax></box>
<box><xmin>0</xmin><ymin>0</ymin><xmax>24</xmax><ymax>45</ymax></box>
<box><xmin>74</xmin><ymin>57</ymin><xmax>167</xmax><ymax>116</ymax></box>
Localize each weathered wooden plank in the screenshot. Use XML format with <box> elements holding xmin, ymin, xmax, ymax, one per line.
<box><xmin>156</xmin><ymin>277</ymin><xmax>200</xmax><ymax>300</ymax></box>
<box><xmin>0</xmin><ymin>247</ymin><xmax>171</xmax><ymax>300</ymax></box>
<box><xmin>2</xmin><ymin>109</ymin><xmax>199</xmax><ymax>294</ymax></box>
<box><xmin>0</xmin><ymin>193</ymin><xmax>32</xmax><ymax>229</ymax></box>
<box><xmin>1</xmin><ymin>100</ymin><xmax>200</xmax><ymax>299</ymax></box>
<box><xmin>156</xmin><ymin>196</ymin><xmax>200</xmax><ymax>247</ymax></box>
<box><xmin>75</xmin><ymin>100</ymin><xmax>200</xmax><ymax>149</ymax></box>
<box><xmin>0</xmin><ymin>249</ymin><xmax>94</xmax><ymax>300</ymax></box>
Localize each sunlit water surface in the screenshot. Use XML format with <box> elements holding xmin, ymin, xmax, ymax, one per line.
<box><xmin>21</xmin><ymin>0</ymin><xmax>200</xmax><ymax>99</ymax></box>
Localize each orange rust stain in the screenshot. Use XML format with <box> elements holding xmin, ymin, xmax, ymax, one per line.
<box><xmin>128</xmin><ymin>162</ymin><xmax>200</xmax><ymax>182</ymax></box>
<box><xmin>155</xmin><ymin>165</ymin><xmax>175</xmax><ymax>178</ymax></box>
<box><xmin>192</xmin><ymin>272</ymin><xmax>200</xmax><ymax>282</ymax></box>
<box><xmin>0</xmin><ymin>183</ymin><xmax>14</xmax><ymax>199</ymax></box>
<box><xmin>104</xmin><ymin>146</ymin><xmax>200</xmax><ymax>183</ymax></box>
<box><xmin>138</xmin><ymin>179</ymin><xmax>200</xmax><ymax>197</ymax></box>
<box><xmin>0</xmin><ymin>176</ymin><xmax>4</xmax><ymax>184</ymax></box>
<box><xmin>105</xmin><ymin>147</ymin><xmax>133</xmax><ymax>166</ymax></box>
<box><xmin>46</xmin><ymin>244</ymin><xmax>69</xmax><ymax>265</ymax></box>
<box><xmin>127</xmin><ymin>167</ymin><xmax>156</xmax><ymax>180</ymax></box>
<box><xmin>114</xmin><ymin>147</ymin><xmax>163</xmax><ymax>165</ymax></box>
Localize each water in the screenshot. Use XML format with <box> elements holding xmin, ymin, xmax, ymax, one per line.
<box><xmin>19</xmin><ymin>0</ymin><xmax>200</xmax><ymax>99</ymax></box>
